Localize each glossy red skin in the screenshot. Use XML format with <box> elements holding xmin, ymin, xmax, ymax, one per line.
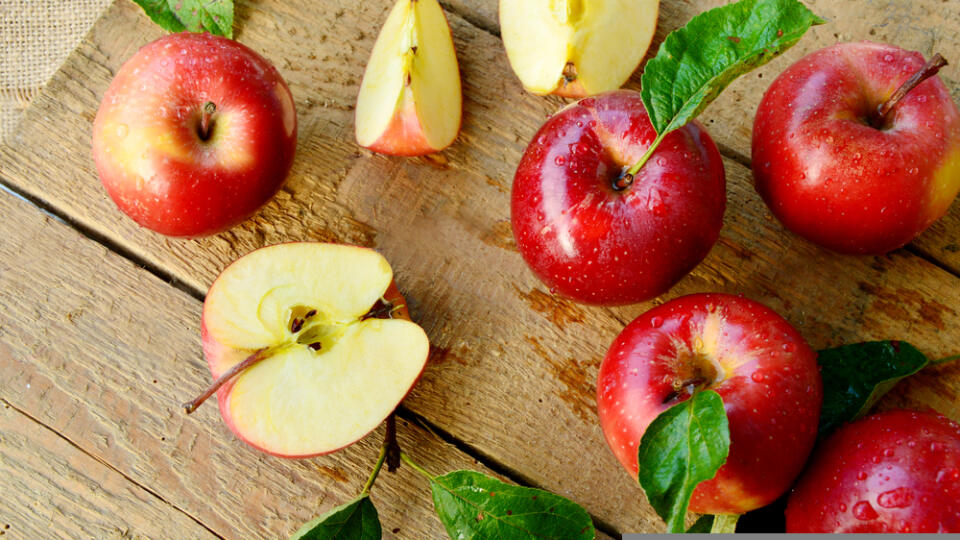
<box><xmin>511</xmin><ymin>90</ymin><xmax>725</xmax><ymax>306</ymax></box>
<box><xmin>753</xmin><ymin>42</ymin><xmax>960</xmax><ymax>255</ymax></box>
<box><xmin>597</xmin><ymin>293</ymin><xmax>822</xmax><ymax>514</ymax></box>
<box><xmin>92</xmin><ymin>33</ymin><xmax>297</xmax><ymax>237</ymax></box>
<box><xmin>787</xmin><ymin>409</ymin><xmax>960</xmax><ymax>533</ymax></box>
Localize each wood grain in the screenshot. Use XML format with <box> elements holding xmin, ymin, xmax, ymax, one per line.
<box><xmin>0</xmin><ymin>186</ymin><xmax>535</xmax><ymax>539</ymax></box>
<box><xmin>0</xmin><ymin>402</ymin><xmax>216</xmax><ymax>539</ymax></box>
<box><xmin>1</xmin><ymin>0</ymin><xmax>960</xmax><ymax>534</ymax></box>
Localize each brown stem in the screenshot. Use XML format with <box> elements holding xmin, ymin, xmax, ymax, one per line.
<box><xmin>199</xmin><ymin>101</ymin><xmax>217</xmax><ymax>140</ymax></box>
<box><xmin>384</xmin><ymin>413</ymin><xmax>401</xmax><ymax>472</ymax></box>
<box><xmin>613</xmin><ymin>172</ymin><xmax>635</xmax><ymax>191</ymax></box>
<box><xmin>183</xmin><ymin>348</ymin><xmax>268</xmax><ymax>413</ymax></box>
<box><xmin>876</xmin><ymin>53</ymin><xmax>948</xmax><ymax>123</ymax></box>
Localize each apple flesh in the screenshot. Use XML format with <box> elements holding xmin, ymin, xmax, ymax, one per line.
<box><xmin>355</xmin><ymin>0</ymin><xmax>462</xmax><ymax>156</ymax></box>
<box><xmin>752</xmin><ymin>42</ymin><xmax>960</xmax><ymax>255</ymax></box>
<box><xmin>500</xmin><ymin>0</ymin><xmax>659</xmax><ymax>97</ymax></box>
<box><xmin>511</xmin><ymin>90</ymin><xmax>725</xmax><ymax>306</ymax></box>
<box><xmin>597</xmin><ymin>293</ymin><xmax>822</xmax><ymax>514</ymax></box>
<box><xmin>92</xmin><ymin>32</ymin><xmax>297</xmax><ymax>237</ymax></box>
<box><xmin>786</xmin><ymin>409</ymin><xmax>960</xmax><ymax>533</ymax></box>
<box><xmin>197</xmin><ymin>243</ymin><xmax>429</xmax><ymax>458</ymax></box>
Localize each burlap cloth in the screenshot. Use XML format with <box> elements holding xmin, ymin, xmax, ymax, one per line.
<box><xmin>1</xmin><ymin>0</ymin><xmax>112</xmax><ymax>141</ymax></box>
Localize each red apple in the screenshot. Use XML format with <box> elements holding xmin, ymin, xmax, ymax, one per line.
<box><xmin>187</xmin><ymin>243</ymin><xmax>429</xmax><ymax>458</ymax></box>
<box><xmin>752</xmin><ymin>42</ymin><xmax>960</xmax><ymax>255</ymax></box>
<box><xmin>511</xmin><ymin>90</ymin><xmax>725</xmax><ymax>305</ymax></box>
<box><xmin>92</xmin><ymin>32</ymin><xmax>297</xmax><ymax>237</ymax></box>
<box><xmin>786</xmin><ymin>409</ymin><xmax>960</xmax><ymax>533</ymax></box>
<box><xmin>597</xmin><ymin>293</ymin><xmax>822</xmax><ymax>514</ymax></box>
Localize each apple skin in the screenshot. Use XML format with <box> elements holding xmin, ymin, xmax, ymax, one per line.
<box><xmin>786</xmin><ymin>409</ymin><xmax>960</xmax><ymax>533</ymax></box>
<box><xmin>597</xmin><ymin>293</ymin><xmax>822</xmax><ymax>514</ymax></box>
<box><xmin>92</xmin><ymin>32</ymin><xmax>297</xmax><ymax>237</ymax></box>
<box><xmin>202</xmin><ymin>261</ymin><xmax>418</xmax><ymax>460</ymax></box>
<box><xmin>363</xmin><ymin>89</ymin><xmax>436</xmax><ymax>157</ymax></box>
<box><xmin>511</xmin><ymin>90</ymin><xmax>725</xmax><ymax>306</ymax></box>
<box><xmin>752</xmin><ymin>41</ymin><xmax>960</xmax><ymax>255</ymax></box>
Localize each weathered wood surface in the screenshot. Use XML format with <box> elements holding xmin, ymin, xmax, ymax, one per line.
<box><xmin>0</xmin><ymin>186</ymin><xmax>541</xmax><ymax>539</ymax></box>
<box><xmin>0</xmin><ymin>403</ymin><xmax>217</xmax><ymax>539</ymax></box>
<box><xmin>1</xmin><ymin>0</ymin><xmax>959</xmax><ymax>535</ymax></box>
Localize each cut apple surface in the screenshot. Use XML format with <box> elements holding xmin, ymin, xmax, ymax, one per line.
<box><xmin>500</xmin><ymin>0</ymin><xmax>659</xmax><ymax>97</ymax></box>
<box><xmin>355</xmin><ymin>0</ymin><xmax>462</xmax><ymax>156</ymax></box>
<box><xmin>198</xmin><ymin>243</ymin><xmax>429</xmax><ymax>457</ymax></box>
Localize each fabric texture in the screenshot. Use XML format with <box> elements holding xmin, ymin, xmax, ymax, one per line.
<box><xmin>1</xmin><ymin>0</ymin><xmax>112</xmax><ymax>141</ymax></box>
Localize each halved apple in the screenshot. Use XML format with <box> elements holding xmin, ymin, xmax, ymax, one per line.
<box><xmin>500</xmin><ymin>0</ymin><xmax>660</xmax><ymax>97</ymax></box>
<box><xmin>355</xmin><ymin>0</ymin><xmax>462</xmax><ymax>156</ymax></box>
<box><xmin>190</xmin><ymin>243</ymin><xmax>430</xmax><ymax>458</ymax></box>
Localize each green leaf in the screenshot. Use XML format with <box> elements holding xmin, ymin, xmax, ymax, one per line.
<box><xmin>817</xmin><ymin>341</ymin><xmax>929</xmax><ymax>437</ymax></box>
<box><xmin>289</xmin><ymin>494</ymin><xmax>382</xmax><ymax>540</ymax></box>
<box><xmin>429</xmin><ymin>470</ymin><xmax>594</xmax><ymax>540</ymax></box>
<box><xmin>132</xmin><ymin>0</ymin><xmax>234</xmax><ymax>38</ymax></box>
<box><xmin>640</xmin><ymin>0</ymin><xmax>824</xmax><ymax>136</ymax></box>
<box><xmin>637</xmin><ymin>390</ymin><xmax>730</xmax><ymax>534</ymax></box>
<box><xmin>686</xmin><ymin>515</ymin><xmax>714</xmax><ymax>533</ymax></box>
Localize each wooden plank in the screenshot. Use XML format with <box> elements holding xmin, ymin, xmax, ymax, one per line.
<box><xmin>0</xmin><ymin>402</ymin><xmax>217</xmax><ymax>540</ymax></box>
<box><xmin>0</xmin><ymin>186</ymin><xmax>531</xmax><ymax>539</ymax></box>
<box><xmin>2</xmin><ymin>0</ymin><xmax>960</xmax><ymax>533</ymax></box>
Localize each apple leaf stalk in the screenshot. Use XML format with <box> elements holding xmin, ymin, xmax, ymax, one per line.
<box><xmin>615</xmin><ymin>0</ymin><xmax>824</xmax><ymax>189</ymax></box>
<box><xmin>875</xmin><ymin>53</ymin><xmax>948</xmax><ymax>124</ymax></box>
<box><xmin>290</xmin><ymin>413</ymin><xmax>596</xmax><ymax>540</ymax></box>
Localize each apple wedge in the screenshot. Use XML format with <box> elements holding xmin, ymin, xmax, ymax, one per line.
<box><xmin>355</xmin><ymin>0</ymin><xmax>462</xmax><ymax>156</ymax></box>
<box><xmin>500</xmin><ymin>0</ymin><xmax>659</xmax><ymax>97</ymax></box>
<box><xmin>188</xmin><ymin>243</ymin><xmax>429</xmax><ymax>458</ymax></box>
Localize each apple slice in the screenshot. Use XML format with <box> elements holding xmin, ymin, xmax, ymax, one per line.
<box><xmin>355</xmin><ymin>0</ymin><xmax>462</xmax><ymax>156</ymax></box>
<box><xmin>189</xmin><ymin>243</ymin><xmax>429</xmax><ymax>458</ymax></box>
<box><xmin>500</xmin><ymin>0</ymin><xmax>659</xmax><ymax>97</ymax></box>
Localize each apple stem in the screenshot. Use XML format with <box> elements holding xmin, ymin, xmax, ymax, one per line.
<box><xmin>182</xmin><ymin>347</ymin><xmax>268</xmax><ymax>414</ymax></box>
<box><xmin>385</xmin><ymin>412</ymin><xmax>401</xmax><ymax>472</ymax></box>
<box><xmin>619</xmin><ymin>131</ymin><xmax>666</xmax><ymax>190</ymax></box>
<box><xmin>710</xmin><ymin>514</ymin><xmax>740</xmax><ymax>534</ymax></box>
<box><xmin>876</xmin><ymin>53</ymin><xmax>948</xmax><ymax>124</ymax></box>
<box><xmin>361</xmin><ymin>445</ymin><xmax>388</xmax><ymax>495</ymax></box>
<box><xmin>199</xmin><ymin>101</ymin><xmax>217</xmax><ymax>141</ymax></box>
<box><xmin>399</xmin><ymin>451</ymin><xmax>435</xmax><ymax>480</ymax></box>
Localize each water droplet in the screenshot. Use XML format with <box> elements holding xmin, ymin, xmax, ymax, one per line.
<box><xmin>751</xmin><ymin>371</ymin><xmax>765</xmax><ymax>383</ymax></box>
<box><xmin>782</xmin><ymin>342</ymin><xmax>795</xmax><ymax>352</ymax></box>
<box><xmin>877</xmin><ymin>487</ymin><xmax>914</xmax><ymax>509</ymax></box>
<box><xmin>857</xmin><ymin>471</ymin><xmax>868</xmax><ymax>481</ymax></box>
<box><xmin>936</xmin><ymin>468</ymin><xmax>960</xmax><ymax>483</ymax></box>
<box><xmin>839</xmin><ymin>503</ymin><xmax>848</xmax><ymax>512</ymax></box>
<box><xmin>883</xmin><ymin>54</ymin><xmax>895</xmax><ymax>62</ymax></box>
<box><xmin>853</xmin><ymin>500</ymin><xmax>879</xmax><ymax>521</ymax></box>
<box><xmin>650</xmin><ymin>316</ymin><xmax>663</xmax><ymax>328</ymax></box>
<box><xmin>554</xmin><ymin>155</ymin><xmax>566</xmax><ymax>166</ymax></box>
<box><xmin>883</xmin><ymin>448</ymin><xmax>894</xmax><ymax>457</ymax></box>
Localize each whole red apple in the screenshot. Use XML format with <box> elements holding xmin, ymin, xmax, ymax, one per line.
<box><xmin>511</xmin><ymin>90</ymin><xmax>725</xmax><ymax>306</ymax></box>
<box><xmin>597</xmin><ymin>293</ymin><xmax>822</xmax><ymax>514</ymax></box>
<box><xmin>786</xmin><ymin>409</ymin><xmax>960</xmax><ymax>533</ymax></box>
<box><xmin>753</xmin><ymin>42</ymin><xmax>960</xmax><ymax>255</ymax></box>
<box><xmin>92</xmin><ymin>32</ymin><xmax>297</xmax><ymax>237</ymax></box>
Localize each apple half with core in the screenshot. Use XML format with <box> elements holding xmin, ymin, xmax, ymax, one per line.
<box><xmin>786</xmin><ymin>409</ymin><xmax>960</xmax><ymax>533</ymax></box>
<box><xmin>597</xmin><ymin>293</ymin><xmax>822</xmax><ymax>514</ymax></box>
<box><xmin>753</xmin><ymin>42</ymin><xmax>960</xmax><ymax>254</ymax></box>
<box><xmin>500</xmin><ymin>0</ymin><xmax>659</xmax><ymax>97</ymax></box>
<box><xmin>511</xmin><ymin>90</ymin><xmax>725</xmax><ymax>305</ymax></box>
<box><xmin>355</xmin><ymin>0</ymin><xmax>462</xmax><ymax>156</ymax></box>
<box><xmin>92</xmin><ymin>32</ymin><xmax>297</xmax><ymax>237</ymax></box>
<box><xmin>184</xmin><ymin>243</ymin><xmax>430</xmax><ymax>458</ymax></box>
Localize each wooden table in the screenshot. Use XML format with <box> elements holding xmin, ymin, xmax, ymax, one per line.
<box><xmin>1</xmin><ymin>0</ymin><xmax>959</xmax><ymax>537</ymax></box>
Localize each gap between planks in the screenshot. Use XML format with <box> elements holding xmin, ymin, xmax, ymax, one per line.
<box><xmin>0</xmin><ymin>398</ymin><xmax>225</xmax><ymax>539</ymax></box>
